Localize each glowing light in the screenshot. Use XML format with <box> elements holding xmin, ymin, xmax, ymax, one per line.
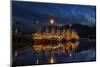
<box><xmin>50</xmin><ymin>19</ymin><xmax>54</xmax><ymax>24</ymax></box>
<box><xmin>36</xmin><ymin>59</ymin><xmax>39</xmax><ymax>64</ymax></box>
<box><xmin>50</xmin><ymin>57</ymin><xmax>54</xmax><ymax>63</ymax></box>
<box><xmin>70</xmin><ymin>53</ymin><xmax>72</xmax><ymax>57</ymax></box>
<box><xmin>69</xmin><ymin>24</ymin><xmax>72</xmax><ymax>27</ymax></box>
<box><xmin>15</xmin><ymin>29</ymin><xmax>18</xmax><ymax>34</ymax></box>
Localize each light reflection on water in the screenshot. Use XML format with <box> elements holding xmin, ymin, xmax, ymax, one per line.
<box><xmin>36</xmin><ymin>58</ymin><xmax>39</xmax><ymax>64</ymax></box>
<box><xmin>49</xmin><ymin>56</ymin><xmax>55</xmax><ymax>64</ymax></box>
<box><xmin>33</xmin><ymin>41</ymin><xmax>79</xmax><ymax>64</ymax></box>
<box><xmin>13</xmin><ymin>39</ymin><xmax>96</xmax><ymax>66</ymax></box>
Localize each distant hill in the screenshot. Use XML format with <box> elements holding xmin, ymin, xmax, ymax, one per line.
<box><xmin>41</xmin><ymin>23</ymin><xmax>96</xmax><ymax>38</ymax></box>
<box><xmin>62</xmin><ymin>24</ymin><xmax>96</xmax><ymax>38</ymax></box>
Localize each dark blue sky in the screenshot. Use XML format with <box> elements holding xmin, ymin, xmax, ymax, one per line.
<box><xmin>12</xmin><ymin>1</ymin><xmax>96</xmax><ymax>33</ymax></box>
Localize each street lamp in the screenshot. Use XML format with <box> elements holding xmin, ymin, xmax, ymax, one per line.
<box><xmin>50</xmin><ymin>19</ymin><xmax>54</xmax><ymax>25</ymax></box>
<box><xmin>50</xmin><ymin>19</ymin><xmax>55</xmax><ymax>35</ymax></box>
<box><xmin>36</xmin><ymin>20</ymin><xmax>39</xmax><ymax>32</ymax></box>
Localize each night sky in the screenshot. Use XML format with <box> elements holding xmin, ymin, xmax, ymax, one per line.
<box><xmin>12</xmin><ymin>1</ymin><xmax>96</xmax><ymax>33</ymax></box>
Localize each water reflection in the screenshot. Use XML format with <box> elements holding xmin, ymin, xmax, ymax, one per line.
<box><xmin>49</xmin><ymin>55</ymin><xmax>55</xmax><ymax>64</ymax></box>
<box><xmin>33</xmin><ymin>41</ymin><xmax>79</xmax><ymax>64</ymax></box>
<box><xmin>36</xmin><ymin>58</ymin><xmax>39</xmax><ymax>64</ymax></box>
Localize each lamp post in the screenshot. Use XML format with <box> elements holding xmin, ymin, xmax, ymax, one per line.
<box><xmin>36</xmin><ymin>20</ymin><xmax>39</xmax><ymax>32</ymax></box>
<box><xmin>50</xmin><ymin>19</ymin><xmax>55</xmax><ymax>35</ymax></box>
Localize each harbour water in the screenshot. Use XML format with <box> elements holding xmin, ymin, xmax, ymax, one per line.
<box><xmin>12</xmin><ymin>39</ymin><xmax>96</xmax><ymax>66</ymax></box>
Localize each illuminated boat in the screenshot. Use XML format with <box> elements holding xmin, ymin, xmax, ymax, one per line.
<box><xmin>66</xmin><ymin>29</ymin><xmax>79</xmax><ymax>41</ymax></box>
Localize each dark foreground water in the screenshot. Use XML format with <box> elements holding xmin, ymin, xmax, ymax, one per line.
<box><xmin>12</xmin><ymin>39</ymin><xmax>96</xmax><ymax>66</ymax></box>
